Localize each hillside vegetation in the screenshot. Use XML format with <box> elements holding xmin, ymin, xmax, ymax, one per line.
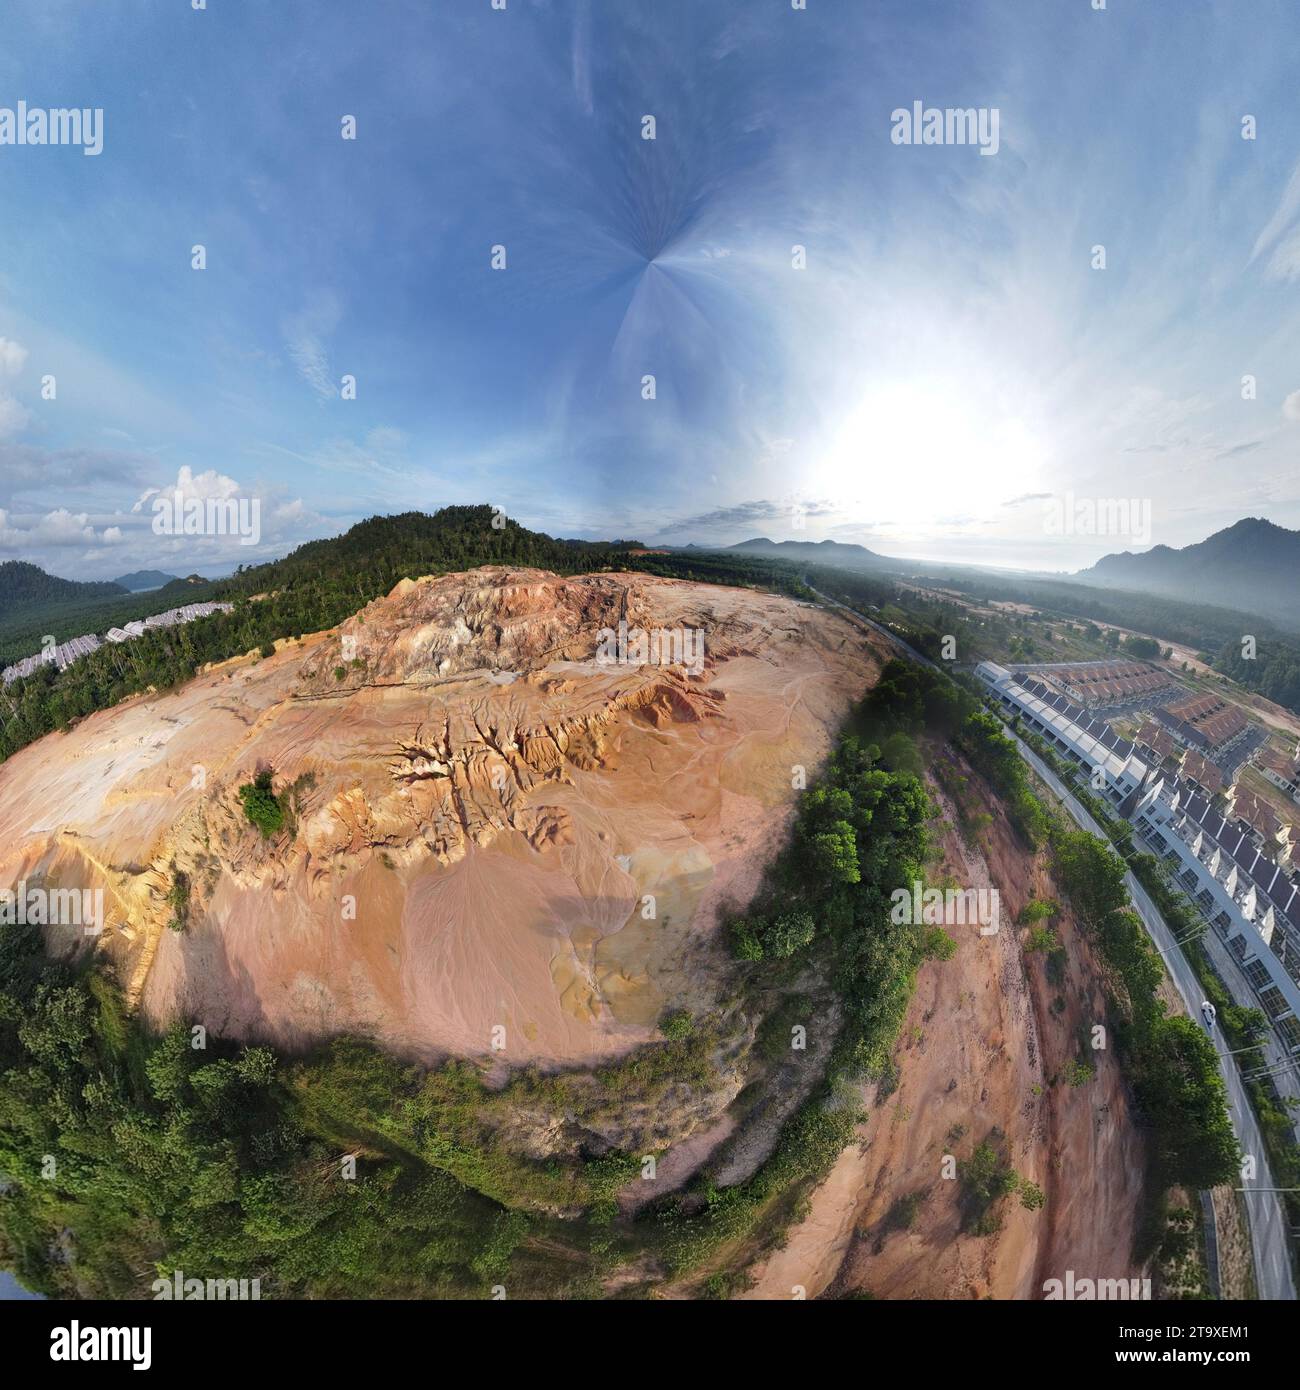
<box><xmin>0</xmin><ymin>560</ymin><xmax>125</xmax><ymax>614</ymax></box>
<box><xmin>0</xmin><ymin>661</ymin><xmax>941</xmax><ymax>1297</ymax></box>
<box><xmin>0</xmin><ymin>649</ymin><xmax>1241</xmax><ymax>1298</ymax></box>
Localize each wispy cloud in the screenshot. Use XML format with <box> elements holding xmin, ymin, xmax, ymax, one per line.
<box><xmin>661</xmin><ymin>498</ymin><xmax>838</xmax><ymax>535</ymax></box>
<box><xmin>1250</xmin><ymin>157</ymin><xmax>1300</xmax><ymax>279</ymax></box>
<box><xmin>282</xmin><ymin>294</ymin><xmax>342</xmax><ymax>401</ymax></box>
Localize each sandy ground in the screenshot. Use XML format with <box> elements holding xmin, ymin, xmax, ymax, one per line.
<box><xmin>740</xmin><ymin>758</ymin><xmax>1146</xmax><ymax>1300</ymax></box>
<box><xmin>0</xmin><ymin>567</ymin><xmax>891</xmax><ymax>1070</ymax></box>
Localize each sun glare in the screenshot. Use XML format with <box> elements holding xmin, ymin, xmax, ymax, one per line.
<box><xmin>817</xmin><ymin>381</ymin><xmax>1044</xmax><ymax>533</ymax></box>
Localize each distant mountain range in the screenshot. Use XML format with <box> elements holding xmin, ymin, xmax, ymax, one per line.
<box><xmin>1075</xmin><ymin>518</ymin><xmax>1300</xmax><ymax>630</ymax></box>
<box><xmin>113</xmin><ymin>569</ymin><xmax>179</xmax><ymax>592</ymax></box>
<box><xmin>723</xmin><ymin>537</ymin><xmax>889</xmax><ymax>569</ymax></box>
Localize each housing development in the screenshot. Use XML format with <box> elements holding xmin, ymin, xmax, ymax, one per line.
<box><xmin>1051</xmin><ymin>659</ymin><xmax>1175</xmax><ymax>709</ymax></box>
<box><xmin>4</xmin><ymin>0</ymin><xmax>1300</xmax><ymax>1340</ymax></box>
<box><xmin>1259</xmin><ymin>746</ymin><xmax>1300</xmax><ymax>804</ymax></box>
<box><xmin>1</xmin><ymin>601</ymin><xmax>233</xmax><ymax>685</ymax></box>
<box><xmin>979</xmin><ymin>660</ymin><xmax>1300</xmax><ymax>1054</ymax></box>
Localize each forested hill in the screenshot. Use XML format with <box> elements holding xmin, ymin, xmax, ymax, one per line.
<box><xmin>1075</xmin><ymin>517</ymin><xmax>1300</xmax><ymax>632</ymax></box>
<box><xmin>113</xmin><ymin>569</ymin><xmax>179</xmax><ymax>592</ymax></box>
<box><xmin>0</xmin><ymin>507</ymin><xmax>650</xmax><ymax>762</ymax></box>
<box><xmin>0</xmin><ymin>560</ymin><xmax>125</xmax><ymax>615</ymax></box>
<box><xmin>724</xmin><ymin>537</ymin><xmax>889</xmax><ymax>570</ymax></box>
<box><xmin>220</xmin><ymin>506</ymin><xmax>641</xmax><ymax>602</ymax></box>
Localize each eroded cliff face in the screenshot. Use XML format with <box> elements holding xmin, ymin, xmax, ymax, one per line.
<box><xmin>0</xmin><ymin>568</ymin><xmax>888</xmax><ymax>1089</ymax></box>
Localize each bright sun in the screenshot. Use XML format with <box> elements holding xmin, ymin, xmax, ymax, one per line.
<box><xmin>813</xmin><ymin>380</ymin><xmax>1044</xmax><ymax>534</ymax></box>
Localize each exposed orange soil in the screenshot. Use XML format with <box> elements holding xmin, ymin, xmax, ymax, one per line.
<box><xmin>742</xmin><ymin>757</ymin><xmax>1147</xmax><ymax>1299</ymax></box>
<box><xmin>0</xmin><ymin>568</ymin><xmax>890</xmax><ymax>1070</ymax></box>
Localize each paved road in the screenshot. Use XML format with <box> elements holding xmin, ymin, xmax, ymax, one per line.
<box><xmin>806</xmin><ymin>585</ymin><xmax>939</xmax><ymax>671</ymax></box>
<box><xmin>1011</xmin><ymin>731</ymin><xmax>1295</xmax><ymax>1302</ymax></box>
<box><xmin>1130</xmin><ymin>807</ymin><xmax>1300</xmax><ymax>1142</ymax></box>
<box><xmin>813</xmin><ymin>586</ymin><xmax>1297</xmax><ymax>1301</ymax></box>
<box><xmin>1190</xmin><ymin>916</ymin><xmax>1300</xmax><ymax>1138</ymax></box>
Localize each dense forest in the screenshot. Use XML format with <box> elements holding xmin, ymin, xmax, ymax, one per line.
<box><xmin>0</xmin><ymin>560</ymin><xmax>125</xmax><ymax>615</ymax></box>
<box><xmin>1214</xmin><ymin>638</ymin><xmax>1300</xmax><ymax>724</ymax></box>
<box><xmin>0</xmin><ymin>576</ymin><xmax>221</xmax><ymax>667</ymax></box>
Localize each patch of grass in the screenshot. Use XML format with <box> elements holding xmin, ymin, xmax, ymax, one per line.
<box><xmin>659</xmin><ymin>1009</ymin><xmax>694</xmax><ymax>1042</ymax></box>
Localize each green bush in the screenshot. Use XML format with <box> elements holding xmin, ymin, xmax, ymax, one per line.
<box><xmin>165</xmin><ymin>871</ymin><xmax>190</xmax><ymax>933</ymax></box>
<box><xmin>1018</xmin><ymin>1178</ymin><xmax>1045</xmax><ymax>1211</ymax></box>
<box><xmin>957</xmin><ymin>1138</ymin><xmax>1020</xmax><ymax>1236</ymax></box>
<box><xmin>238</xmin><ymin>767</ymin><xmax>285</xmax><ymax>839</ymax></box>
<box><xmin>765</xmin><ymin>910</ymin><xmax>817</xmax><ymax>959</ymax></box>
<box><xmin>1025</xmin><ymin>925</ymin><xmax>1058</xmax><ymax>953</ymax></box>
<box><xmin>728</xmin><ymin>917</ymin><xmax>765</xmax><ymax>961</ymax></box>
<box><xmin>659</xmin><ymin>1009</ymin><xmax>694</xmax><ymax>1042</ymax></box>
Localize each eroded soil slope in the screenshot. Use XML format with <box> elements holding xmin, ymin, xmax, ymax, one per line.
<box><xmin>0</xmin><ymin>568</ymin><xmax>889</xmax><ymax>1069</ymax></box>
<box><xmin>741</xmin><ymin>755</ymin><xmax>1146</xmax><ymax>1299</ymax></box>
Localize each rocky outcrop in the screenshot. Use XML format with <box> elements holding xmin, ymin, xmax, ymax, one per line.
<box><xmin>0</xmin><ymin>565</ymin><xmax>888</xmax><ymax>1071</ymax></box>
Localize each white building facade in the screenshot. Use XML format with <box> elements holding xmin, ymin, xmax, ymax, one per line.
<box><xmin>978</xmin><ymin>661</ymin><xmax>1300</xmax><ymax>1051</ymax></box>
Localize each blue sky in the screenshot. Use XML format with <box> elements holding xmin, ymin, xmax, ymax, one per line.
<box><xmin>1</xmin><ymin>0</ymin><xmax>1299</xmax><ymax>579</ymax></box>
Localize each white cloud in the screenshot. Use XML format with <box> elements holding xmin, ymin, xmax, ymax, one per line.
<box><xmin>0</xmin><ymin>506</ymin><xmax>121</xmax><ymax>551</ymax></box>
<box><xmin>1284</xmin><ymin>390</ymin><xmax>1300</xmax><ymax>421</ymax></box>
<box><xmin>34</xmin><ymin>508</ymin><xmax>97</xmax><ymax>544</ymax></box>
<box><xmin>132</xmin><ymin>464</ymin><xmax>244</xmax><ymax>513</ymax></box>
<box><xmin>173</xmin><ymin>465</ymin><xmax>241</xmax><ymax>501</ymax></box>
<box><xmin>0</xmin><ymin>393</ymin><xmax>30</xmax><ymax>439</ymax></box>
<box><xmin>0</xmin><ymin>338</ymin><xmax>28</xmax><ymax>375</ymax></box>
<box><xmin>286</xmin><ymin>331</ymin><xmax>333</xmax><ymax>399</ymax></box>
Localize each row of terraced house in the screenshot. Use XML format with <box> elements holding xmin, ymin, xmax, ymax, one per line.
<box><xmin>1258</xmin><ymin>745</ymin><xmax>1300</xmax><ymax>805</ymax></box>
<box><xmin>1</xmin><ymin>602</ymin><xmax>234</xmax><ymax>686</ymax></box>
<box><xmin>977</xmin><ymin>660</ymin><xmax>1300</xmax><ymax>1053</ymax></box>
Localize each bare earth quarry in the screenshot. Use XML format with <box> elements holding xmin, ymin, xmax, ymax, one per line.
<box><xmin>0</xmin><ymin>568</ymin><xmax>884</xmax><ymax>1069</ymax></box>
<box><xmin>0</xmin><ymin>566</ymin><xmax>1150</xmax><ymax>1295</ymax></box>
